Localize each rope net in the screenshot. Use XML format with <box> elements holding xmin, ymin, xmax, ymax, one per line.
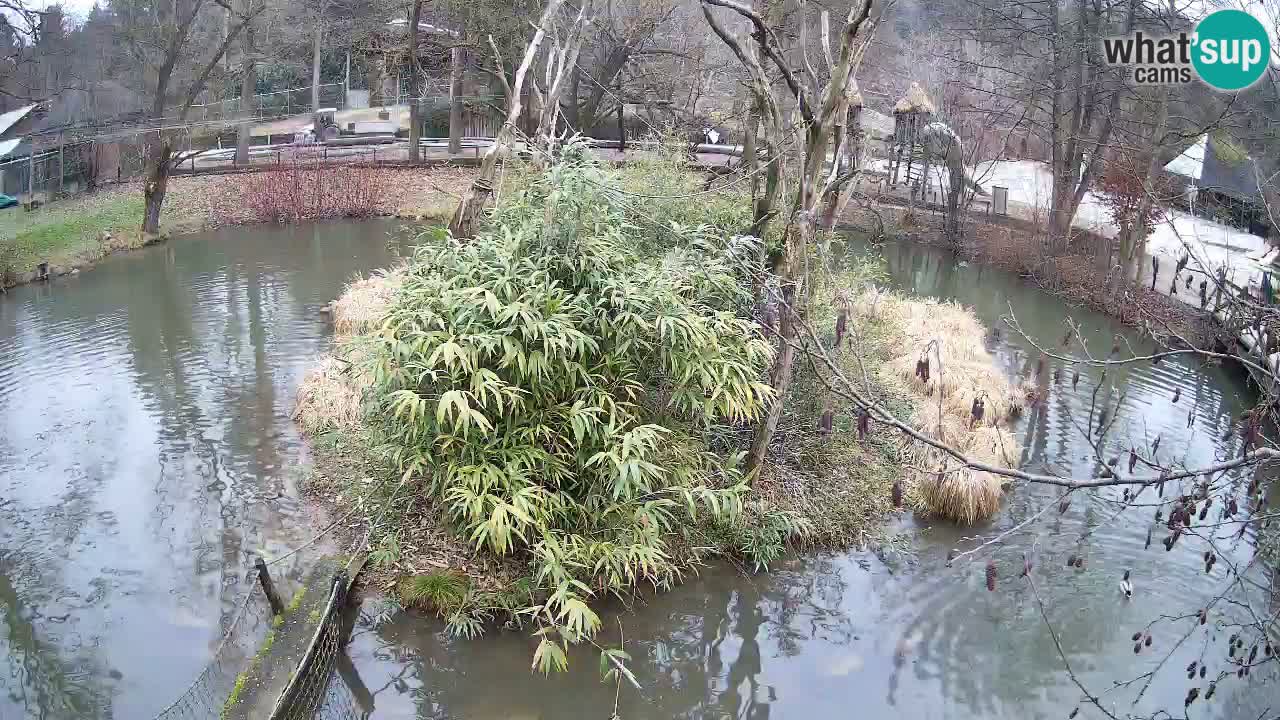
<box><xmin>152</xmin><ymin>574</ymin><xmax>276</xmax><ymax>720</ymax></box>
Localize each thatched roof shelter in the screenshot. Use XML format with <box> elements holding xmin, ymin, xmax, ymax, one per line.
<box><xmin>893</xmin><ymin>83</ymin><xmax>936</xmax><ymax>115</ymax></box>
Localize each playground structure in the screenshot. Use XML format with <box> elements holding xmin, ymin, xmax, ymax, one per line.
<box><xmin>885</xmin><ymin>82</ymin><xmax>985</xmax><ymax>204</ymax></box>
<box><xmin>886</xmin><ymin>82</ymin><xmax>936</xmax><ymax>193</ymax></box>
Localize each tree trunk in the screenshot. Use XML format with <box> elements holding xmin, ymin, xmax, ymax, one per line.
<box><xmin>1119</xmin><ymin>220</ymin><xmax>1140</xmax><ymax>280</ymax></box>
<box><xmin>367</xmin><ymin>64</ymin><xmax>381</xmax><ymax>106</ymax></box>
<box><xmin>577</xmin><ymin>47</ymin><xmax>629</xmax><ymax>130</ymax></box>
<box><xmin>833</xmin><ymin>104</ymin><xmax>865</xmax><ymax>221</ymax></box>
<box><xmin>1124</xmin><ymin>86</ymin><xmax>1171</xmax><ymax>281</ymax></box>
<box><xmin>742</xmin><ymin>100</ymin><xmax>757</xmax><ymax>194</ymax></box>
<box><xmin>311</xmin><ymin>10</ymin><xmax>323</xmax><ymax>112</ymax></box>
<box><xmin>26</xmin><ymin>138</ymin><xmax>35</xmax><ymax>202</ymax></box>
<box><xmin>409</xmin><ymin>102</ymin><xmax>421</xmax><ymax>162</ymax></box>
<box><xmin>235</xmin><ymin>6</ymin><xmax>256</xmax><ymax>166</ymax></box>
<box><xmin>408</xmin><ymin>0</ymin><xmax>423</xmax><ymax>163</ymax></box>
<box><xmin>615</xmin><ymin>94</ymin><xmax>624</xmax><ymax>151</ymax></box>
<box><xmin>450</xmin><ymin>121</ymin><xmax>515</xmax><ymax>236</ymax></box>
<box><xmin>748</xmin><ymin>139</ymin><xmax>781</xmax><ymax>239</ymax></box>
<box><xmin>819</xmin><ymin>94</ymin><xmax>863</xmax><ymax>230</ymax></box>
<box><xmin>944</xmin><ymin>160</ymin><xmax>964</xmax><ymax>243</ymax></box>
<box><xmin>746</xmin><ymin>209</ymin><xmax>813</xmax><ymax>477</ymax></box>
<box><xmin>142</xmin><ymin>140</ymin><xmax>172</xmax><ymax>235</ymax></box>
<box><xmin>448</xmin><ymin>46</ymin><xmax>464</xmax><ymax>155</ymax></box>
<box><xmin>1047</xmin><ymin>175</ymin><xmax>1072</xmax><ymax>252</ymax></box>
<box><xmin>566</xmin><ymin>67</ymin><xmax>581</xmax><ymax>131</ymax></box>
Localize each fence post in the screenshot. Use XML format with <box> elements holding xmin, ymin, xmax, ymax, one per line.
<box><xmin>255</xmin><ymin>556</ymin><xmax>286</xmax><ymax>615</ymax></box>
<box><xmin>27</xmin><ymin>138</ymin><xmax>36</xmax><ymax>204</ymax></box>
<box><xmin>57</xmin><ymin>138</ymin><xmax>65</xmax><ymax>196</ymax></box>
<box><xmin>616</xmin><ymin>92</ymin><xmax>625</xmax><ymax>153</ymax></box>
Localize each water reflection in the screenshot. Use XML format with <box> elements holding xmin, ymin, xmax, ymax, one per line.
<box><xmin>343</xmin><ymin>238</ymin><xmax>1278</xmax><ymax>719</ymax></box>
<box><xmin>0</xmin><ymin>219</ymin><xmax>417</xmax><ymax>719</ymax></box>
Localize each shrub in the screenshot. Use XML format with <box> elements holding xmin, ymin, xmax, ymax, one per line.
<box><xmin>365</xmin><ymin>148</ymin><xmax>774</xmax><ymax>655</ymax></box>
<box><xmin>612</xmin><ymin>132</ymin><xmax>752</xmax><ymax>251</ymax></box>
<box><xmin>1098</xmin><ymin>152</ymin><xmax>1167</xmax><ymax>239</ymax></box>
<box><xmin>242</xmin><ymin>162</ymin><xmax>387</xmax><ymax>223</ymax></box>
<box><xmin>399</xmin><ymin>570</ymin><xmax>469</xmax><ymax>616</ymax></box>
<box><xmin>0</xmin><ymin>240</ymin><xmax>18</xmax><ymax>289</ymax></box>
<box><xmin>723</xmin><ymin>501</ymin><xmax>811</xmax><ymax>571</ymax></box>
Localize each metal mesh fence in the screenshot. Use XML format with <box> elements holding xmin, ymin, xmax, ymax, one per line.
<box><xmin>268</xmin><ymin>571</ymin><xmax>352</xmax><ymax>720</ymax></box>
<box><xmin>314</xmin><ymin>652</ymin><xmax>375</xmax><ymax>720</ymax></box>
<box><xmin>187</xmin><ymin>84</ymin><xmax>348</xmax><ymax>123</ymax></box>
<box><xmin>151</xmin><ymin>572</ymin><xmax>276</xmax><ymax>720</ymax></box>
<box><xmin>0</xmin><ymin>140</ymin><xmax>98</xmax><ymax>201</ymax></box>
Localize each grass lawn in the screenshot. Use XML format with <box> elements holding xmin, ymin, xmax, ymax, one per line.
<box><xmin>0</xmin><ymin>165</ymin><xmax>475</xmax><ymax>288</ymax></box>
<box><xmin>0</xmin><ymin>188</ymin><xmax>151</xmax><ymax>281</ymax></box>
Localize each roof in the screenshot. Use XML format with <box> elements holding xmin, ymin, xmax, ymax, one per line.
<box><xmin>1164</xmin><ymin>133</ymin><xmax>1262</xmax><ymax>202</ymax></box>
<box><xmin>1200</xmin><ymin>134</ymin><xmax>1261</xmax><ymax>202</ymax></box>
<box><xmin>893</xmin><ymin>83</ymin><xmax>935</xmax><ymax>115</ymax></box>
<box><xmin>0</xmin><ymin>138</ymin><xmax>19</xmax><ymax>159</ymax></box>
<box><xmin>1163</xmin><ymin>134</ymin><xmax>1206</xmax><ymax>180</ymax></box>
<box><xmin>0</xmin><ymin>104</ymin><xmax>36</xmax><ymax>137</ymax></box>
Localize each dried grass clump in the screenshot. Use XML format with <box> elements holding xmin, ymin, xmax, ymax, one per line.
<box><xmin>331</xmin><ymin>268</ymin><xmax>404</xmax><ymax>338</ymax></box>
<box><xmin>293</xmin><ymin>355</ymin><xmax>363</xmax><ymax>433</ymax></box>
<box><xmin>893</xmin><ymin>82</ymin><xmax>936</xmax><ymax>114</ymax></box>
<box><xmin>908</xmin><ymin>413</ymin><xmax>1016</xmax><ymax>525</ymax></box>
<box><xmin>294</xmin><ymin>270</ymin><xmax>399</xmax><ymax>433</ymax></box>
<box><xmin>872</xmin><ymin>291</ymin><xmax>1021</xmax><ymax>524</ymax></box>
<box><xmin>916</xmin><ymin>466</ymin><xmax>1003</xmax><ymax>526</ymax></box>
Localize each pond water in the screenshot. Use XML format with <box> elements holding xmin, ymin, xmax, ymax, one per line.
<box><xmin>340</xmin><ymin>238</ymin><xmax>1279</xmax><ymax>719</ymax></box>
<box><xmin>0</xmin><ymin>219</ymin><xmax>417</xmax><ymax>719</ymax></box>
<box><xmin>0</xmin><ymin>225</ymin><xmax>1275</xmax><ymax>720</ymax></box>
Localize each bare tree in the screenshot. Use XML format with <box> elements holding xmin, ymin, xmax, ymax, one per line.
<box><xmin>311</xmin><ymin>0</ymin><xmax>329</xmax><ymax>111</ymax></box>
<box><xmin>448</xmin><ymin>0</ymin><xmax>576</xmax><ymax>237</ymax></box>
<box><xmin>565</xmin><ymin>0</ymin><xmax>678</xmax><ymax>133</ymax></box>
<box><xmin>234</xmin><ymin>0</ymin><xmax>262</xmax><ymax>165</ymax></box>
<box><xmin>700</xmin><ymin>0</ymin><xmax>879</xmax><ymax>476</ymax></box>
<box><xmin>113</xmin><ymin>0</ymin><xmax>264</xmax><ymax>233</ymax></box>
<box><xmin>407</xmin><ymin>0</ymin><xmax>424</xmax><ymax>161</ymax></box>
<box><xmin>0</xmin><ymin>2</ymin><xmax>79</xmax><ymax>108</ymax></box>
<box><xmin>938</xmin><ymin>0</ymin><xmax>1135</xmax><ymax>252</ymax></box>
<box><xmin>447</xmin><ymin>43</ymin><xmax>464</xmax><ymax>153</ymax></box>
<box><xmin>529</xmin><ymin>0</ymin><xmax>591</xmax><ymax>156</ymax></box>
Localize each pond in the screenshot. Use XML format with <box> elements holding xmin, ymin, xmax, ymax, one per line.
<box><xmin>0</xmin><ymin>225</ymin><xmax>1274</xmax><ymax>719</ymax></box>
<box><xmin>0</xmin><ymin>219</ymin><xmax>417</xmax><ymax>719</ymax></box>
<box><xmin>339</xmin><ymin>237</ymin><xmax>1279</xmax><ymax>719</ymax></box>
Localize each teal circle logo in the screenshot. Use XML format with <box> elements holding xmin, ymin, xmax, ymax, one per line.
<box><xmin>1193</xmin><ymin>9</ymin><xmax>1270</xmax><ymax>91</ymax></box>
